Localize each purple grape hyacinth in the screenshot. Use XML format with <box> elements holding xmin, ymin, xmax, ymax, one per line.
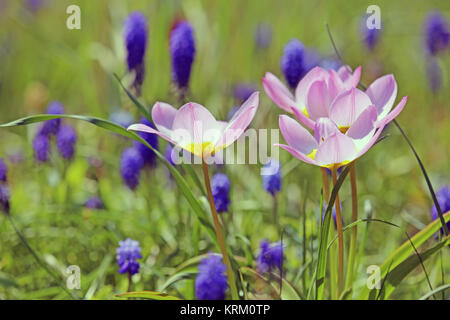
<box><xmin>195</xmin><ymin>254</ymin><xmax>228</xmax><ymax>300</ymax></box>
<box><xmin>233</xmin><ymin>83</ymin><xmax>257</xmax><ymax>103</ymax></box>
<box><xmin>41</xmin><ymin>101</ymin><xmax>64</xmax><ymax>136</ymax></box>
<box><xmin>261</xmin><ymin>159</ymin><xmax>281</xmax><ymax>196</ymax></box>
<box><xmin>257</xmin><ymin>240</ymin><xmax>284</xmax><ymax>274</ymax></box>
<box><xmin>170</xmin><ymin>21</ymin><xmax>196</xmax><ymax>89</ymax></box>
<box><xmin>32</xmin><ymin>132</ymin><xmax>50</xmax><ymax>162</ymax></box>
<box><xmin>56</xmin><ymin>124</ymin><xmax>77</xmax><ymax>160</ymax></box>
<box><xmin>211</xmin><ymin>173</ymin><xmax>231</xmax><ymax>213</ymax></box>
<box><xmin>124</xmin><ymin>12</ymin><xmax>148</xmax><ymax>95</ymax></box>
<box><xmin>85</xmin><ymin>196</ymin><xmax>104</xmax><ymax>210</ymax></box>
<box><xmin>360</xmin><ymin>18</ymin><xmax>381</xmax><ymax>51</ymax></box>
<box><xmin>255</xmin><ymin>22</ymin><xmax>272</xmax><ymax>49</ymax></box>
<box><xmin>116</xmin><ymin>238</ymin><xmax>142</xmax><ymax>275</ymax></box>
<box><xmin>424</xmin><ymin>11</ymin><xmax>449</xmax><ymax>56</ymax></box>
<box><xmin>0</xmin><ymin>183</ymin><xmax>10</xmax><ymax>215</ymax></box>
<box><xmin>133</xmin><ymin>117</ymin><xmax>158</xmax><ymax>167</ymax></box>
<box><xmin>120</xmin><ymin>147</ymin><xmax>143</xmax><ymax>190</ymax></box>
<box><xmin>430</xmin><ymin>185</ymin><xmax>450</xmax><ymax>233</ymax></box>
<box><xmin>281</xmin><ymin>39</ymin><xmax>306</xmax><ymax>89</ymax></box>
<box><xmin>0</xmin><ymin>158</ymin><xmax>7</xmax><ymax>182</ymax></box>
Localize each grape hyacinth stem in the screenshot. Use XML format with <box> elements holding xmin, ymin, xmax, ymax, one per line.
<box><xmin>331</xmin><ymin>168</ymin><xmax>344</xmax><ymax>297</ymax></box>
<box><xmin>346</xmin><ymin>162</ymin><xmax>358</xmax><ymax>289</ymax></box>
<box><xmin>321</xmin><ymin>167</ymin><xmax>330</xmax><ymax>202</ymax></box>
<box><xmin>201</xmin><ymin>160</ymin><xmax>238</xmax><ymax>300</ymax></box>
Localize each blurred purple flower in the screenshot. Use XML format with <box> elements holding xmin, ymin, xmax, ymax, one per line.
<box><xmin>424</xmin><ymin>11</ymin><xmax>449</xmax><ymax>56</ymax></box>
<box><xmin>32</xmin><ymin>133</ymin><xmax>50</xmax><ymax>162</ymax></box>
<box><xmin>195</xmin><ymin>254</ymin><xmax>227</xmax><ymax>300</ymax></box>
<box><xmin>430</xmin><ymin>185</ymin><xmax>450</xmax><ymax>233</ymax></box>
<box><xmin>261</xmin><ymin>158</ymin><xmax>281</xmax><ymax>196</ymax></box>
<box><xmin>257</xmin><ymin>240</ymin><xmax>284</xmax><ymax>274</ymax></box>
<box><xmin>0</xmin><ymin>183</ymin><xmax>10</xmax><ymax>215</ymax></box>
<box><xmin>120</xmin><ymin>147</ymin><xmax>143</xmax><ymax>190</ymax></box>
<box><xmin>41</xmin><ymin>101</ymin><xmax>64</xmax><ymax>136</ymax></box>
<box><xmin>170</xmin><ymin>21</ymin><xmax>196</xmax><ymax>89</ymax></box>
<box><xmin>212</xmin><ymin>173</ymin><xmax>231</xmax><ymax>213</ymax></box>
<box><xmin>233</xmin><ymin>83</ymin><xmax>257</xmax><ymax>103</ymax></box>
<box><xmin>56</xmin><ymin>124</ymin><xmax>77</xmax><ymax>160</ymax></box>
<box><xmin>85</xmin><ymin>196</ymin><xmax>104</xmax><ymax>210</ymax></box>
<box><xmin>0</xmin><ymin>158</ymin><xmax>7</xmax><ymax>182</ymax></box>
<box><xmin>109</xmin><ymin>109</ymin><xmax>134</xmax><ymax>129</ymax></box>
<box><xmin>360</xmin><ymin>18</ymin><xmax>382</xmax><ymax>51</ymax></box>
<box><xmin>255</xmin><ymin>23</ymin><xmax>272</xmax><ymax>49</ymax></box>
<box><xmin>116</xmin><ymin>238</ymin><xmax>142</xmax><ymax>275</ymax></box>
<box><xmin>124</xmin><ymin>12</ymin><xmax>148</xmax><ymax>95</ymax></box>
<box><xmin>133</xmin><ymin>117</ymin><xmax>158</xmax><ymax>167</ymax></box>
<box><xmin>281</xmin><ymin>39</ymin><xmax>307</xmax><ymax>89</ymax></box>
<box><xmin>320</xmin><ymin>58</ymin><xmax>342</xmax><ymax>71</ymax></box>
<box><xmin>426</xmin><ymin>58</ymin><xmax>442</xmax><ymax>93</ymax></box>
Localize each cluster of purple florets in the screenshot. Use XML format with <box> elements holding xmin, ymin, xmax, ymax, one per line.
<box><xmin>0</xmin><ymin>158</ymin><xmax>9</xmax><ymax>215</ymax></box>
<box><xmin>430</xmin><ymin>185</ymin><xmax>450</xmax><ymax>234</ymax></box>
<box><xmin>120</xmin><ymin>117</ymin><xmax>158</xmax><ymax>190</ymax></box>
<box><xmin>195</xmin><ymin>254</ymin><xmax>228</xmax><ymax>300</ymax></box>
<box><xmin>257</xmin><ymin>240</ymin><xmax>284</xmax><ymax>274</ymax></box>
<box><xmin>32</xmin><ymin>102</ymin><xmax>77</xmax><ymax>162</ymax></box>
<box><xmin>261</xmin><ymin>159</ymin><xmax>281</xmax><ymax>197</ymax></box>
<box><xmin>116</xmin><ymin>238</ymin><xmax>142</xmax><ymax>275</ymax></box>
<box><xmin>211</xmin><ymin>173</ymin><xmax>231</xmax><ymax>213</ymax></box>
<box><xmin>124</xmin><ymin>12</ymin><xmax>148</xmax><ymax>96</ymax></box>
<box><xmin>170</xmin><ymin>21</ymin><xmax>196</xmax><ymax>90</ymax></box>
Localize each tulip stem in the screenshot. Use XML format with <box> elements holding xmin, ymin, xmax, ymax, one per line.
<box><xmin>331</xmin><ymin>168</ymin><xmax>344</xmax><ymax>297</ymax></box>
<box><xmin>346</xmin><ymin>162</ymin><xmax>358</xmax><ymax>290</ymax></box>
<box><xmin>201</xmin><ymin>160</ymin><xmax>239</xmax><ymax>300</ymax></box>
<box><xmin>321</xmin><ymin>168</ymin><xmax>330</xmax><ymax>203</ymax></box>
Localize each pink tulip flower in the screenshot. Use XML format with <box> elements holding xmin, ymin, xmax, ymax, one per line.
<box><xmin>263</xmin><ymin>66</ymin><xmax>407</xmax><ymax>131</ymax></box>
<box><xmin>127</xmin><ymin>92</ymin><xmax>259</xmax><ymax>159</ymax></box>
<box><xmin>276</xmin><ymin>110</ymin><xmax>387</xmax><ymax>169</ymax></box>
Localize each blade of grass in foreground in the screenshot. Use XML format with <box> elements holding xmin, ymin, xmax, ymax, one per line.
<box><xmin>358</xmin><ymin>212</ymin><xmax>450</xmax><ymax>299</ymax></box>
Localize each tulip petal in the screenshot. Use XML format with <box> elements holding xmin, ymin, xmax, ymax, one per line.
<box><xmin>262</xmin><ymin>72</ymin><xmax>296</xmax><ymax>113</ymax></box>
<box><xmin>366</xmin><ymin>74</ymin><xmax>398</xmax><ymax>119</ymax></box>
<box><xmin>380</xmin><ymin>96</ymin><xmax>408</xmax><ymax>125</ymax></box>
<box><xmin>215</xmin><ymin>92</ymin><xmax>259</xmax><ymax>150</ymax></box>
<box><xmin>279</xmin><ymin>115</ymin><xmax>317</xmax><ymax>154</ymax></box>
<box><xmin>306</xmin><ymin>80</ymin><xmax>332</xmax><ymax>120</ymax></box>
<box><xmin>172</xmin><ymin>102</ymin><xmax>222</xmax><ymax>151</ymax></box>
<box><xmin>341</xmin><ymin>65</ymin><xmax>362</xmax><ymax>88</ymax></box>
<box><xmin>314</xmin><ymin>118</ymin><xmax>340</xmax><ymax>144</ymax></box>
<box><xmin>315</xmin><ymin>132</ymin><xmax>357</xmax><ymax>167</ymax></box>
<box><xmin>355</xmin><ymin>120</ymin><xmax>387</xmax><ymax>159</ymax></box>
<box><xmin>295</xmin><ymin>67</ymin><xmax>329</xmax><ymax>107</ymax></box>
<box><xmin>291</xmin><ymin>106</ymin><xmax>316</xmax><ymax>130</ymax></box>
<box><xmin>275</xmin><ymin>143</ymin><xmax>317</xmax><ymax>165</ymax></box>
<box><xmin>346</xmin><ymin>105</ymin><xmax>377</xmax><ymax>150</ymax></box>
<box><xmin>127</xmin><ymin>123</ymin><xmax>178</xmax><ymax>146</ymax></box>
<box><xmin>329</xmin><ymin>88</ymin><xmax>372</xmax><ymax>128</ymax></box>
<box><xmin>151</xmin><ymin>102</ymin><xmax>178</xmax><ymax>134</ymax></box>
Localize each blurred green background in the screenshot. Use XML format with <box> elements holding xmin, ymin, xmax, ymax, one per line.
<box><xmin>0</xmin><ymin>0</ymin><xmax>448</xmax><ymax>299</ymax></box>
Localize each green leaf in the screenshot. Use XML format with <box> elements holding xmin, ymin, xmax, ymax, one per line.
<box><xmin>113</xmin><ymin>73</ymin><xmax>152</xmax><ymax>120</ymax></box>
<box><xmin>115</xmin><ymin>291</ymin><xmax>182</xmax><ymax>300</ymax></box>
<box><xmin>419</xmin><ymin>284</ymin><xmax>450</xmax><ymax>300</ymax></box>
<box><xmin>358</xmin><ymin>212</ymin><xmax>450</xmax><ymax>299</ymax></box>
<box><xmin>0</xmin><ymin>114</ymin><xmax>218</xmax><ymax>248</ymax></box>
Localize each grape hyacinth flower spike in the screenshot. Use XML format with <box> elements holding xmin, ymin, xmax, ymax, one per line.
<box><xmin>195</xmin><ymin>254</ymin><xmax>227</xmax><ymax>300</ymax></box>
<box><xmin>120</xmin><ymin>147</ymin><xmax>143</xmax><ymax>190</ymax></box>
<box><xmin>170</xmin><ymin>20</ymin><xmax>196</xmax><ymax>94</ymax></box>
<box><xmin>430</xmin><ymin>185</ymin><xmax>450</xmax><ymax>234</ymax></box>
<box><xmin>424</xmin><ymin>11</ymin><xmax>449</xmax><ymax>56</ymax></box>
<box><xmin>0</xmin><ymin>158</ymin><xmax>7</xmax><ymax>182</ymax></box>
<box><xmin>40</xmin><ymin>101</ymin><xmax>64</xmax><ymax>136</ymax></box>
<box><xmin>32</xmin><ymin>132</ymin><xmax>50</xmax><ymax>163</ymax></box>
<box><xmin>56</xmin><ymin>124</ymin><xmax>77</xmax><ymax>160</ymax></box>
<box><xmin>133</xmin><ymin>117</ymin><xmax>158</xmax><ymax>167</ymax></box>
<box><xmin>123</xmin><ymin>11</ymin><xmax>148</xmax><ymax>96</ymax></box>
<box><xmin>116</xmin><ymin>238</ymin><xmax>142</xmax><ymax>292</ymax></box>
<box><xmin>211</xmin><ymin>173</ymin><xmax>231</xmax><ymax>213</ymax></box>
<box><xmin>261</xmin><ymin>159</ymin><xmax>281</xmax><ymax>196</ymax></box>
<box><xmin>257</xmin><ymin>240</ymin><xmax>284</xmax><ymax>274</ymax></box>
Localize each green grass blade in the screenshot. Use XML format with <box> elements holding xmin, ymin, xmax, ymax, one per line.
<box><xmin>115</xmin><ymin>291</ymin><xmax>182</xmax><ymax>300</ymax></box>
<box><xmin>358</xmin><ymin>212</ymin><xmax>450</xmax><ymax>299</ymax></box>
<box><xmin>113</xmin><ymin>73</ymin><xmax>152</xmax><ymax>120</ymax></box>
<box><xmin>419</xmin><ymin>284</ymin><xmax>450</xmax><ymax>300</ymax></box>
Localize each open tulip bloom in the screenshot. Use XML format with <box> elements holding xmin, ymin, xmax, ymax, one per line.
<box><xmin>263</xmin><ymin>66</ymin><xmax>408</xmax><ymax>131</ymax></box>
<box><xmin>127</xmin><ymin>92</ymin><xmax>259</xmax><ymax>160</ymax></box>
